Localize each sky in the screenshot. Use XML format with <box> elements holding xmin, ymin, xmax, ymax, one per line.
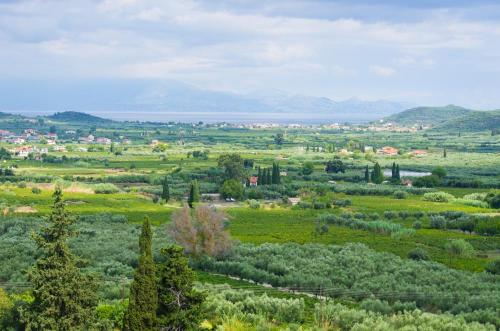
<box><xmin>1</xmin><ymin>0</ymin><xmax>500</xmax><ymax>109</ymax></box>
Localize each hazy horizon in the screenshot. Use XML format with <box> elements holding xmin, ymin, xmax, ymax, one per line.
<box><xmin>2</xmin><ymin>1</ymin><xmax>500</xmax><ymax>111</ymax></box>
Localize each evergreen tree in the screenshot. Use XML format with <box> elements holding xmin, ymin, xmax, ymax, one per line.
<box><xmin>370</xmin><ymin>162</ymin><xmax>384</xmax><ymax>184</ymax></box>
<box><xmin>364</xmin><ymin>165</ymin><xmax>370</xmax><ymax>182</ymax></box>
<box><xmin>161</xmin><ymin>176</ymin><xmax>170</xmax><ymax>203</ymax></box>
<box><xmin>443</xmin><ymin>149</ymin><xmax>447</xmax><ymax>158</ymax></box>
<box><xmin>123</xmin><ymin>217</ymin><xmax>158</xmax><ymax>331</ymax></box>
<box><xmin>257</xmin><ymin>167</ymin><xmax>262</xmax><ymax>186</ymax></box>
<box><xmin>276</xmin><ymin>163</ymin><xmax>281</xmax><ymax>184</ymax></box>
<box><xmin>266</xmin><ymin>168</ymin><xmax>271</xmax><ymax>185</ymax></box>
<box><xmin>23</xmin><ymin>187</ymin><xmax>98</xmax><ymax>331</ymax></box>
<box><xmin>395</xmin><ymin>165</ymin><xmax>401</xmax><ymax>180</ymax></box>
<box><xmin>157</xmin><ymin>245</ymin><xmax>205</xmax><ymax>330</ymax></box>
<box><xmin>391</xmin><ymin>162</ymin><xmax>396</xmax><ymax>179</ymax></box>
<box><xmin>187</xmin><ymin>180</ymin><xmax>200</xmax><ymax>208</ymax></box>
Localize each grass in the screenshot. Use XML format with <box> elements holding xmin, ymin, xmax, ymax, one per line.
<box><xmin>226</xmin><ymin>207</ymin><xmax>499</xmax><ymax>272</ymax></box>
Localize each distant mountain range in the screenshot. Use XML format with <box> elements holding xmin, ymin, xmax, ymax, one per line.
<box><xmin>0</xmin><ymin>79</ymin><xmax>411</xmax><ymax>122</ymax></box>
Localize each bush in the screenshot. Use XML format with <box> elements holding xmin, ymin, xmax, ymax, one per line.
<box><xmin>423</xmin><ymin>191</ymin><xmax>455</xmax><ymax>203</ymax></box>
<box><xmin>393</xmin><ymin>191</ymin><xmax>408</xmax><ymax>199</ymax></box>
<box><xmin>248</xmin><ymin>200</ymin><xmax>260</xmax><ymax>209</ymax></box>
<box><xmin>408</xmin><ymin>248</ymin><xmax>429</xmax><ymax>261</ymax></box>
<box><xmin>430</xmin><ymin>215</ymin><xmax>446</xmax><ymax>229</ymax></box>
<box><xmin>412</xmin><ymin>221</ymin><xmax>422</xmax><ymax>229</ymax></box>
<box><xmin>31</xmin><ymin>187</ymin><xmax>41</xmax><ymax>194</ymax></box>
<box><xmin>485</xmin><ymin>259</ymin><xmax>500</xmax><ymax>275</ymax></box>
<box><xmin>93</xmin><ymin>183</ymin><xmax>120</xmax><ymax>194</ymax></box>
<box><xmin>445</xmin><ymin>239</ymin><xmax>475</xmax><ymax>258</ymax></box>
<box><xmin>220</xmin><ymin>179</ymin><xmax>244</xmax><ymax>200</ymax></box>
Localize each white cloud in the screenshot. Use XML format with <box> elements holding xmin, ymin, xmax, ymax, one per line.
<box><xmin>370</xmin><ymin>65</ymin><xmax>396</xmax><ymax>76</ymax></box>
<box><xmin>0</xmin><ymin>0</ymin><xmax>500</xmax><ymax>106</ymax></box>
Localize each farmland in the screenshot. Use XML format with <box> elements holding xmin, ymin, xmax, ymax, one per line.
<box><xmin>0</xmin><ymin>111</ymin><xmax>499</xmax><ymax>330</ymax></box>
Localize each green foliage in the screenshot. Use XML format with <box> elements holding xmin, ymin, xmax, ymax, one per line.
<box><xmin>423</xmin><ymin>191</ymin><xmax>455</xmax><ymax>202</ymax></box>
<box><xmin>325</xmin><ymin>159</ymin><xmax>346</xmax><ymax>173</ymax></box>
<box><xmin>218</xmin><ymin>154</ymin><xmax>246</xmax><ymax>181</ymax></box>
<box><xmin>432</xmin><ymin>166</ymin><xmax>447</xmax><ymax>178</ymax></box>
<box><xmin>485</xmin><ymin>259</ymin><xmax>500</xmax><ymax>275</ymax></box>
<box><xmin>445</xmin><ymin>239</ymin><xmax>475</xmax><ymax>258</ymax></box>
<box><xmin>188</xmin><ymin>180</ymin><xmax>200</xmax><ymax>208</ymax></box>
<box><xmin>370</xmin><ymin>162</ymin><xmax>384</xmax><ymax>184</ymax></box>
<box><xmin>302</xmin><ymin>162</ymin><xmax>314</xmax><ymax>175</ymax></box>
<box><xmin>393</xmin><ymin>191</ymin><xmax>407</xmax><ymax>199</ymax></box>
<box><xmin>156</xmin><ymin>245</ymin><xmax>205</xmax><ymax>330</ymax></box>
<box><xmin>200</xmin><ymin>284</ymin><xmax>305</xmax><ymax>325</ymax></box>
<box><xmin>93</xmin><ymin>183</ymin><xmax>120</xmax><ymax>194</ymax></box>
<box><xmin>407</xmin><ymin>248</ymin><xmax>429</xmax><ymax>261</ymax></box>
<box><xmin>413</xmin><ymin>174</ymin><xmax>441</xmax><ymax>187</ymax></box>
<box><xmin>195</xmin><ymin>242</ymin><xmax>500</xmax><ymax>326</ymax></box>
<box><xmin>161</xmin><ymin>176</ymin><xmax>170</xmax><ymax>202</ymax></box>
<box><xmin>0</xmin><ymin>147</ymin><xmax>11</xmax><ymax>160</ymax></box>
<box><xmin>0</xmin><ymin>288</ymin><xmax>14</xmax><ymax>330</ymax></box>
<box><xmin>220</xmin><ymin>179</ymin><xmax>244</xmax><ymax>200</ymax></box>
<box><xmin>22</xmin><ymin>187</ymin><xmax>98</xmax><ymax>331</ymax></box>
<box><xmin>123</xmin><ymin>217</ymin><xmax>158</xmax><ymax>331</ymax></box>
<box><xmin>318</xmin><ymin>303</ymin><xmax>495</xmax><ymax>331</ymax></box>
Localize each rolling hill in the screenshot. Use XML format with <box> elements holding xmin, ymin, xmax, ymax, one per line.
<box><xmin>47</xmin><ymin>111</ymin><xmax>112</xmax><ymax>124</ymax></box>
<box><xmin>432</xmin><ymin>110</ymin><xmax>500</xmax><ymax>132</ymax></box>
<box><xmin>383</xmin><ymin>105</ymin><xmax>473</xmax><ymax>125</ymax></box>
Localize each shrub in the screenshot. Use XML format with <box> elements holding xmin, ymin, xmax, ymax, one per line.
<box><xmin>445</xmin><ymin>239</ymin><xmax>475</xmax><ymax>258</ymax></box>
<box><xmin>408</xmin><ymin>248</ymin><xmax>429</xmax><ymax>261</ymax></box>
<box><xmin>93</xmin><ymin>183</ymin><xmax>120</xmax><ymax>194</ymax></box>
<box><xmin>383</xmin><ymin>211</ymin><xmax>397</xmax><ymax>220</ymax></box>
<box><xmin>31</xmin><ymin>187</ymin><xmax>41</xmax><ymax>194</ymax></box>
<box><xmin>423</xmin><ymin>191</ymin><xmax>455</xmax><ymax>203</ymax></box>
<box><xmin>393</xmin><ymin>191</ymin><xmax>407</xmax><ymax>199</ymax></box>
<box><xmin>248</xmin><ymin>200</ymin><xmax>260</xmax><ymax>209</ymax></box>
<box><xmin>485</xmin><ymin>259</ymin><xmax>500</xmax><ymax>275</ymax></box>
<box><xmin>430</xmin><ymin>215</ymin><xmax>446</xmax><ymax>229</ymax></box>
<box><xmin>412</xmin><ymin>221</ymin><xmax>422</xmax><ymax>229</ymax></box>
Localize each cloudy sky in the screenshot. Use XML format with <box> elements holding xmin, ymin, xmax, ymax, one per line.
<box><xmin>1</xmin><ymin>0</ymin><xmax>500</xmax><ymax>109</ymax></box>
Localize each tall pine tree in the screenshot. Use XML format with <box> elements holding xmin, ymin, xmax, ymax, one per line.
<box><xmin>123</xmin><ymin>217</ymin><xmax>158</xmax><ymax>331</ymax></box>
<box><xmin>23</xmin><ymin>187</ymin><xmax>98</xmax><ymax>331</ymax></box>
<box><xmin>157</xmin><ymin>245</ymin><xmax>205</xmax><ymax>330</ymax></box>
<box><xmin>391</xmin><ymin>162</ymin><xmax>396</xmax><ymax>179</ymax></box>
<box><xmin>395</xmin><ymin>164</ymin><xmax>401</xmax><ymax>180</ymax></box>
<box><xmin>187</xmin><ymin>180</ymin><xmax>200</xmax><ymax>208</ymax></box>
<box><xmin>364</xmin><ymin>165</ymin><xmax>370</xmax><ymax>182</ymax></box>
<box><xmin>161</xmin><ymin>176</ymin><xmax>170</xmax><ymax>203</ymax></box>
<box><xmin>370</xmin><ymin>162</ymin><xmax>384</xmax><ymax>184</ymax></box>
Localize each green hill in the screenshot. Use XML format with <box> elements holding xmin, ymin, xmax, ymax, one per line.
<box><xmin>384</xmin><ymin>105</ymin><xmax>472</xmax><ymax>125</ymax></box>
<box><xmin>47</xmin><ymin>111</ymin><xmax>112</xmax><ymax>123</ymax></box>
<box><xmin>432</xmin><ymin>110</ymin><xmax>500</xmax><ymax>132</ymax></box>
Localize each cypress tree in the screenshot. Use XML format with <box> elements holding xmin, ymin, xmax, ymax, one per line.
<box><xmin>276</xmin><ymin>163</ymin><xmax>281</xmax><ymax>184</ymax></box>
<box><xmin>391</xmin><ymin>162</ymin><xmax>396</xmax><ymax>179</ymax></box>
<box><xmin>395</xmin><ymin>164</ymin><xmax>401</xmax><ymax>180</ymax></box>
<box><xmin>23</xmin><ymin>187</ymin><xmax>98</xmax><ymax>331</ymax></box>
<box><xmin>187</xmin><ymin>180</ymin><xmax>200</xmax><ymax>208</ymax></box>
<box><xmin>123</xmin><ymin>217</ymin><xmax>158</xmax><ymax>331</ymax></box>
<box><xmin>161</xmin><ymin>176</ymin><xmax>170</xmax><ymax>202</ymax></box>
<box><xmin>371</xmin><ymin>162</ymin><xmax>384</xmax><ymax>184</ymax></box>
<box><xmin>364</xmin><ymin>165</ymin><xmax>370</xmax><ymax>182</ymax></box>
<box><xmin>266</xmin><ymin>168</ymin><xmax>271</xmax><ymax>185</ymax></box>
<box><xmin>157</xmin><ymin>245</ymin><xmax>205</xmax><ymax>330</ymax></box>
<box><xmin>257</xmin><ymin>167</ymin><xmax>262</xmax><ymax>186</ymax></box>
<box><xmin>443</xmin><ymin>149</ymin><xmax>447</xmax><ymax>158</ymax></box>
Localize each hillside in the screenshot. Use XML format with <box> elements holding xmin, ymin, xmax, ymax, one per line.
<box><xmin>433</xmin><ymin>110</ymin><xmax>500</xmax><ymax>132</ymax></box>
<box><xmin>384</xmin><ymin>105</ymin><xmax>472</xmax><ymax>125</ymax></box>
<box><xmin>47</xmin><ymin>111</ymin><xmax>112</xmax><ymax>123</ymax></box>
